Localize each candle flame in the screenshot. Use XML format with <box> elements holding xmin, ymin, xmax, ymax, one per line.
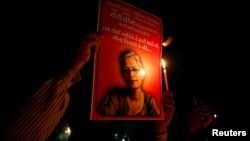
<box><xmin>161</xmin><ymin>59</ymin><xmax>167</xmax><ymax>69</ymax></box>
<box><xmin>162</xmin><ymin>36</ymin><xmax>172</xmax><ymax>47</ymax></box>
<box><xmin>214</xmin><ymin>114</ymin><xmax>217</xmax><ymax>119</ymax></box>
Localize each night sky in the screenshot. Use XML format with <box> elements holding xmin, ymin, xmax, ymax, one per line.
<box><xmin>1</xmin><ymin>0</ymin><xmax>249</xmax><ymax>139</ymax></box>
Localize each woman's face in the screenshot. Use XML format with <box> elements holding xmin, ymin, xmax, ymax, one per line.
<box><xmin>121</xmin><ymin>56</ymin><xmax>144</xmax><ymax>89</ymax></box>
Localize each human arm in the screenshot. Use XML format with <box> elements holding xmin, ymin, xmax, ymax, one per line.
<box><xmin>0</xmin><ymin>32</ymin><xmax>102</xmax><ymax>141</ymax></box>
<box><xmin>72</xmin><ymin>33</ymin><xmax>102</xmax><ymax>70</ymax></box>
<box><xmin>154</xmin><ymin>91</ymin><xmax>175</xmax><ymax>141</ymax></box>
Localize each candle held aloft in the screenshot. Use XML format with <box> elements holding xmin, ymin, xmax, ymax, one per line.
<box><xmin>161</xmin><ymin>59</ymin><xmax>169</xmax><ymax>91</ymax></box>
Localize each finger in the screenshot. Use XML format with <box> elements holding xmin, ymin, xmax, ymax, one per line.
<box><xmin>192</xmin><ymin>106</ymin><xmax>204</xmax><ymax>115</ymax></box>
<box><xmin>162</xmin><ymin>100</ymin><xmax>175</xmax><ymax>107</ymax></box>
<box><xmin>90</xmin><ymin>41</ymin><xmax>100</xmax><ymax>53</ymax></box>
<box><xmin>162</xmin><ymin>101</ymin><xmax>174</xmax><ymax>107</ymax></box>
<box><xmin>163</xmin><ymin>90</ymin><xmax>173</xmax><ymax>97</ymax></box>
<box><xmin>202</xmin><ymin>116</ymin><xmax>213</xmax><ymax>128</ymax></box>
<box><xmin>163</xmin><ymin>105</ymin><xmax>175</xmax><ymax>112</ymax></box>
<box><xmin>191</xmin><ymin>107</ymin><xmax>205</xmax><ymax>118</ymax></box>
<box><xmin>202</xmin><ymin>109</ymin><xmax>212</xmax><ymax>116</ymax></box>
<box><xmin>82</xmin><ymin>34</ymin><xmax>102</xmax><ymax>53</ymax></box>
<box><xmin>162</xmin><ymin>91</ymin><xmax>174</xmax><ymax>102</ymax></box>
<box><xmin>162</xmin><ymin>105</ymin><xmax>175</xmax><ymax>114</ymax></box>
<box><xmin>162</xmin><ymin>94</ymin><xmax>174</xmax><ymax>102</ymax></box>
<box><xmin>201</xmin><ymin>104</ymin><xmax>212</xmax><ymax>111</ymax></box>
<box><xmin>202</xmin><ymin>112</ymin><xmax>213</xmax><ymax>119</ymax></box>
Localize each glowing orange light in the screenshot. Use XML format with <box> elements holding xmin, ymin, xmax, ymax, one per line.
<box><xmin>140</xmin><ymin>69</ymin><xmax>146</xmax><ymax>76</ymax></box>
<box><xmin>162</xmin><ymin>36</ymin><xmax>172</xmax><ymax>47</ymax></box>
<box><xmin>161</xmin><ymin>59</ymin><xmax>169</xmax><ymax>91</ymax></box>
<box><xmin>161</xmin><ymin>59</ymin><xmax>167</xmax><ymax>69</ymax></box>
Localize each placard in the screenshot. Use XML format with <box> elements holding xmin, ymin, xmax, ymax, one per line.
<box><xmin>91</xmin><ymin>0</ymin><xmax>163</xmax><ymax>120</ymax></box>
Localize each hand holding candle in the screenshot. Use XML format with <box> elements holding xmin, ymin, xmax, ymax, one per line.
<box><xmin>161</xmin><ymin>59</ymin><xmax>169</xmax><ymax>91</ymax></box>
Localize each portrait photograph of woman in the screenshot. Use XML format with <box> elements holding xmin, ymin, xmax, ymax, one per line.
<box><xmin>96</xmin><ymin>49</ymin><xmax>161</xmax><ymax>117</ymax></box>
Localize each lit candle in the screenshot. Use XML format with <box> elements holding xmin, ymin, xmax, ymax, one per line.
<box><xmin>162</xmin><ymin>36</ymin><xmax>172</xmax><ymax>47</ymax></box>
<box><xmin>161</xmin><ymin>59</ymin><xmax>169</xmax><ymax>91</ymax></box>
<box><xmin>214</xmin><ymin>113</ymin><xmax>217</xmax><ymax>125</ymax></box>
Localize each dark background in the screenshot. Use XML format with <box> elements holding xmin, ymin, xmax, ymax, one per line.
<box><xmin>1</xmin><ymin>0</ymin><xmax>249</xmax><ymax>139</ymax></box>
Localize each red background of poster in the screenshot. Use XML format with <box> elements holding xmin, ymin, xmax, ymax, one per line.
<box><xmin>91</xmin><ymin>0</ymin><xmax>163</xmax><ymax>120</ymax></box>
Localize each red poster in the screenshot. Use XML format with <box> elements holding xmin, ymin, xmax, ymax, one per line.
<box><xmin>91</xmin><ymin>0</ymin><xmax>163</xmax><ymax>120</ymax></box>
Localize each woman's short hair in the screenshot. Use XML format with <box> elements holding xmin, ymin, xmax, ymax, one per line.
<box><xmin>119</xmin><ymin>50</ymin><xmax>143</xmax><ymax>69</ymax></box>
